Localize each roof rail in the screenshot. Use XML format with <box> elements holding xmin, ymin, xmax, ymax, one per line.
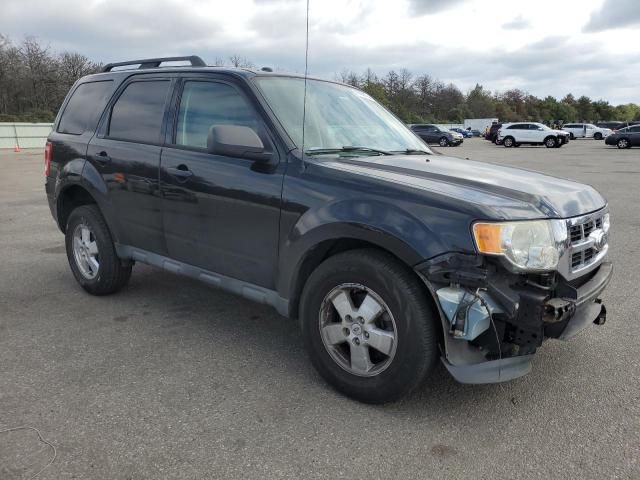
<box><xmin>101</xmin><ymin>55</ymin><xmax>206</xmax><ymax>73</ymax></box>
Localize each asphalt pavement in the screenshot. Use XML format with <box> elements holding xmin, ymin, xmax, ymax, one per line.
<box><xmin>0</xmin><ymin>139</ymin><xmax>638</xmax><ymax>479</ymax></box>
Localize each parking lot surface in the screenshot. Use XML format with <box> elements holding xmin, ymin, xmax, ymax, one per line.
<box><xmin>1</xmin><ymin>139</ymin><xmax>638</xmax><ymax>479</ymax></box>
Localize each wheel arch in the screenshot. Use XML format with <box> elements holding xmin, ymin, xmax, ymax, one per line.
<box><xmin>56</xmin><ymin>184</ymin><xmax>98</xmax><ymax>233</ymax></box>
<box><xmin>285</xmin><ymin>233</ymin><xmax>440</xmax><ymax>321</ymax></box>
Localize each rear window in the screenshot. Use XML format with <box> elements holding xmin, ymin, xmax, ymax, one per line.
<box><xmin>57</xmin><ymin>81</ymin><xmax>114</xmax><ymax>135</ymax></box>
<box><xmin>108</xmin><ymin>80</ymin><xmax>171</xmax><ymax>144</ymax></box>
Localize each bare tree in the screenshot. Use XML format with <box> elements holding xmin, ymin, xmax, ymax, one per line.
<box><xmin>228</xmin><ymin>54</ymin><xmax>254</xmax><ymax>68</ymax></box>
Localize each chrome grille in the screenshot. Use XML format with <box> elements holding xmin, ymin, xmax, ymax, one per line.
<box><xmin>558</xmin><ymin>209</ymin><xmax>609</xmax><ymax>281</ymax></box>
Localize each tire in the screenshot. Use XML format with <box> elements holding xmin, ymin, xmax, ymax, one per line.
<box><xmin>439</xmin><ymin>137</ymin><xmax>449</xmax><ymax>147</ymax></box>
<box><xmin>617</xmin><ymin>138</ymin><xmax>630</xmax><ymax>149</ymax></box>
<box><xmin>544</xmin><ymin>136</ymin><xmax>557</xmax><ymax>148</ymax></box>
<box><xmin>65</xmin><ymin>204</ymin><xmax>132</xmax><ymax>295</ymax></box>
<box><xmin>503</xmin><ymin>136</ymin><xmax>514</xmax><ymax>148</ymax></box>
<box><xmin>300</xmin><ymin>249</ymin><xmax>438</xmax><ymax>404</ymax></box>
<box><xmin>594</xmin><ymin>133</ymin><xmax>603</xmax><ymax>140</ymax></box>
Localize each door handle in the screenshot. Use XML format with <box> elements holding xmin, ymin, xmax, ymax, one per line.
<box><xmin>93</xmin><ymin>151</ymin><xmax>111</xmax><ymax>163</ymax></box>
<box><xmin>167</xmin><ymin>165</ymin><xmax>193</xmax><ymax>178</ymax></box>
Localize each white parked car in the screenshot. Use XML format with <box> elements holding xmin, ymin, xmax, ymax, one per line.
<box><xmin>498</xmin><ymin>122</ymin><xmax>570</xmax><ymax>148</ymax></box>
<box><xmin>562</xmin><ymin>123</ymin><xmax>612</xmax><ymax>140</ymax></box>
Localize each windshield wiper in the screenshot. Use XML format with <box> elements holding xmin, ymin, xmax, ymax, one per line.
<box><xmin>391</xmin><ymin>148</ymin><xmax>432</xmax><ymax>155</ymax></box>
<box><xmin>305</xmin><ymin>146</ymin><xmax>393</xmax><ymax>156</ymax></box>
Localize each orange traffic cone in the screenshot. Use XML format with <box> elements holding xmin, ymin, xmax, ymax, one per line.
<box><xmin>14</xmin><ymin>144</ymin><xmax>20</xmax><ymax>152</ymax></box>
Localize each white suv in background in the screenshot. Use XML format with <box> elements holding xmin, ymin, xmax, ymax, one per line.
<box><xmin>498</xmin><ymin>122</ymin><xmax>570</xmax><ymax>148</ymax></box>
<box><xmin>562</xmin><ymin>123</ymin><xmax>612</xmax><ymax>140</ymax></box>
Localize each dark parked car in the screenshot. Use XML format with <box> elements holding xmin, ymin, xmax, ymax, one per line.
<box><xmin>605</xmin><ymin>125</ymin><xmax>640</xmax><ymax>148</ymax></box>
<box><xmin>46</xmin><ymin>56</ymin><xmax>612</xmax><ymax>403</ymax></box>
<box><xmin>450</xmin><ymin>127</ymin><xmax>473</xmax><ymax>138</ymax></box>
<box><xmin>468</xmin><ymin>128</ymin><xmax>482</xmax><ymax>137</ymax></box>
<box><xmin>409</xmin><ymin>124</ymin><xmax>463</xmax><ymax>147</ymax></box>
<box><xmin>485</xmin><ymin>123</ymin><xmax>503</xmax><ymax>143</ymax></box>
<box><xmin>596</xmin><ymin>121</ymin><xmax>627</xmax><ymax>131</ymax></box>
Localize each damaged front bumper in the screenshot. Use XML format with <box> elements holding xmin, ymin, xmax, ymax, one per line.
<box><xmin>417</xmin><ymin>255</ymin><xmax>613</xmax><ymax>385</ymax></box>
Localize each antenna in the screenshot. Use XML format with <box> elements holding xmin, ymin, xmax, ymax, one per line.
<box><xmin>300</xmin><ymin>0</ymin><xmax>310</xmax><ymax>162</ymax></box>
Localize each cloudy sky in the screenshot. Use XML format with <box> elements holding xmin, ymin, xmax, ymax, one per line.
<box><xmin>1</xmin><ymin>0</ymin><xmax>638</xmax><ymax>104</ymax></box>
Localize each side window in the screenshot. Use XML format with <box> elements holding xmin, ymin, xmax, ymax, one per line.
<box><xmin>108</xmin><ymin>80</ymin><xmax>171</xmax><ymax>144</ymax></box>
<box><xmin>175</xmin><ymin>81</ymin><xmax>258</xmax><ymax>149</ymax></box>
<box><xmin>58</xmin><ymin>81</ymin><xmax>114</xmax><ymax>135</ymax></box>
<box><xmin>630</xmin><ymin>126</ymin><xmax>640</xmax><ymax>133</ymax></box>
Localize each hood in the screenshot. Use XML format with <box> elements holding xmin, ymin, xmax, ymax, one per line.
<box><xmin>550</xmin><ymin>129</ymin><xmax>569</xmax><ymax>135</ymax></box>
<box><xmin>322</xmin><ymin>154</ymin><xmax>606</xmax><ymax>219</ymax></box>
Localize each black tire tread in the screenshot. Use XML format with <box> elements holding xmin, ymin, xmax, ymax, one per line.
<box><xmin>65</xmin><ymin>205</ymin><xmax>132</xmax><ymax>296</ymax></box>
<box><xmin>300</xmin><ymin>248</ymin><xmax>438</xmax><ymax>404</ymax></box>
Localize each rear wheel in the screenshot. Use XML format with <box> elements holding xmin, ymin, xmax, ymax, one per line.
<box><xmin>594</xmin><ymin>132</ymin><xmax>603</xmax><ymax>140</ymax></box>
<box><xmin>300</xmin><ymin>249</ymin><xmax>438</xmax><ymax>403</ymax></box>
<box><xmin>439</xmin><ymin>137</ymin><xmax>449</xmax><ymax>147</ymax></box>
<box><xmin>65</xmin><ymin>205</ymin><xmax>132</xmax><ymax>295</ymax></box>
<box><xmin>544</xmin><ymin>136</ymin><xmax>557</xmax><ymax>148</ymax></box>
<box><xmin>617</xmin><ymin>138</ymin><xmax>630</xmax><ymax>149</ymax></box>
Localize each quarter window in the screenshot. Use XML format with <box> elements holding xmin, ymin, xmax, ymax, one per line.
<box><xmin>108</xmin><ymin>80</ymin><xmax>171</xmax><ymax>144</ymax></box>
<box><xmin>58</xmin><ymin>81</ymin><xmax>114</xmax><ymax>135</ymax></box>
<box><xmin>175</xmin><ymin>81</ymin><xmax>258</xmax><ymax>149</ymax></box>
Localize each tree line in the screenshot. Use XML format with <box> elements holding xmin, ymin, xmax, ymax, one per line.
<box><xmin>1</xmin><ymin>35</ymin><xmax>638</xmax><ymax>124</ymax></box>
<box><xmin>338</xmin><ymin>68</ymin><xmax>640</xmax><ymax>125</ymax></box>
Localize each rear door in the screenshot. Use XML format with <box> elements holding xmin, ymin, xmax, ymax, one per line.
<box><xmin>160</xmin><ymin>76</ymin><xmax>285</xmax><ymax>288</ymax></box>
<box><xmin>564</xmin><ymin>124</ymin><xmax>578</xmax><ymax>137</ymax></box>
<box><xmin>508</xmin><ymin>124</ymin><xmax>529</xmax><ymax>142</ymax></box>
<box><xmin>87</xmin><ymin>75</ymin><xmax>174</xmax><ymax>254</ymax></box>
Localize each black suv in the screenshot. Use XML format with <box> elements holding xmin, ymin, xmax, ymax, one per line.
<box><xmin>46</xmin><ymin>56</ymin><xmax>612</xmax><ymax>403</ymax></box>
<box><xmin>409</xmin><ymin>124</ymin><xmax>463</xmax><ymax>147</ymax></box>
<box><xmin>485</xmin><ymin>122</ymin><xmax>503</xmax><ymax>143</ymax></box>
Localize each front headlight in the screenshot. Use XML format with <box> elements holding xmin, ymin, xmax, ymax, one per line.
<box><xmin>472</xmin><ymin>220</ymin><xmax>567</xmax><ymax>271</ymax></box>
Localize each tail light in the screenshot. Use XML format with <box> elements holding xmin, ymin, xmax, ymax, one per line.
<box><xmin>44</xmin><ymin>141</ymin><xmax>52</xmax><ymax>177</ymax></box>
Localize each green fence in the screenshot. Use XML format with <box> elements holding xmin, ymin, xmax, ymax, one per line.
<box><xmin>0</xmin><ymin>123</ymin><xmax>53</xmax><ymax>149</ymax></box>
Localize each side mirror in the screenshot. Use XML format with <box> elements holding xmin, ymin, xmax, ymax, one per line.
<box><xmin>207</xmin><ymin>125</ymin><xmax>272</xmax><ymax>162</ymax></box>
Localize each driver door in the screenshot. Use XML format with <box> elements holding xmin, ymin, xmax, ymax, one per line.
<box><xmin>160</xmin><ymin>77</ymin><xmax>285</xmax><ymax>288</ymax></box>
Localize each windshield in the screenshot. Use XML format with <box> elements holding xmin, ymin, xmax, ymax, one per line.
<box><xmin>254</xmin><ymin>76</ymin><xmax>430</xmax><ymax>154</ymax></box>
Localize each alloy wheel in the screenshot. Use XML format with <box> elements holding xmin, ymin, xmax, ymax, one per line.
<box><xmin>319</xmin><ymin>283</ymin><xmax>397</xmax><ymax>377</ymax></box>
<box><xmin>72</xmin><ymin>223</ymin><xmax>100</xmax><ymax>279</ymax></box>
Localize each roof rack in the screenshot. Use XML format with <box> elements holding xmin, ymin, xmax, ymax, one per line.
<box><xmin>101</xmin><ymin>55</ymin><xmax>206</xmax><ymax>72</ymax></box>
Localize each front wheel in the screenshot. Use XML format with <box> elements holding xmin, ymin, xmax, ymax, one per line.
<box><xmin>617</xmin><ymin>138</ymin><xmax>630</xmax><ymax>149</ymax></box>
<box><xmin>503</xmin><ymin>136</ymin><xmax>514</xmax><ymax>147</ymax></box>
<box><xmin>65</xmin><ymin>205</ymin><xmax>132</xmax><ymax>295</ymax></box>
<box><xmin>300</xmin><ymin>249</ymin><xmax>438</xmax><ymax>404</ymax></box>
<box><xmin>545</xmin><ymin>137</ymin><xmax>557</xmax><ymax>148</ymax></box>
<box><xmin>438</xmin><ymin>137</ymin><xmax>449</xmax><ymax>147</ymax></box>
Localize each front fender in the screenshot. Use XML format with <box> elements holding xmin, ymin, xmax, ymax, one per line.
<box><xmin>277</xmin><ymin>198</ymin><xmax>452</xmax><ymax>302</ymax></box>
